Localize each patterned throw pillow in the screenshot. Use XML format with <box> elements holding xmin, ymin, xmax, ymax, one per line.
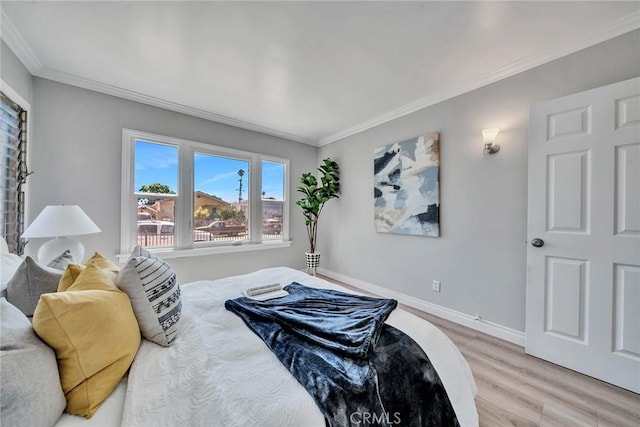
<box><xmin>130</xmin><ymin>245</ymin><xmax>155</xmax><ymax>259</ymax></box>
<box><xmin>115</xmin><ymin>249</ymin><xmax>181</xmax><ymax>347</ymax></box>
<box><xmin>47</xmin><ymin>250</ymin><xmax>74</xmax><ymax>271</ymax></box>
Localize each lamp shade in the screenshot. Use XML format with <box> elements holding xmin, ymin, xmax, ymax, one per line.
<box><xmin>482</xmin><ymin>128</ymin><xmax>500</xmax><ymax>143</ymax></box>
<box><xmin>22</xmin><ymin>205</ymin><xmax>101</xmax><ymax>239</ymax></box>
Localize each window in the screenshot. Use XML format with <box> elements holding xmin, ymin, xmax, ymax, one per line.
<box><xmin>0</xmin><ymin>91</ymin><xmax>28</xmax><ymax>255</ymax></box>
<box><xmin>193</xmin><ymin>152</ymin><xmax>250</xmax><ymax>244</ymax></box>
<box><xmin>120</xmin><ymin>129</ymin><xmax>290</xmax><ymax>257</ymax></box>
<box><xmin>134</xmin><ymin>140</ymin><xmax>178</xmax><ymax>249</ymax></box>
<box><xmin>261</xmin><ymin>160</ymin><xmax>285</xmax><ymax>241</ymax></box>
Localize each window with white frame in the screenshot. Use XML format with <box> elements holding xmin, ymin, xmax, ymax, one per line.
<box><xmin>120</xmin><ymin>129</ymin><xmax>289</xmax><ymax>257</ymax></box>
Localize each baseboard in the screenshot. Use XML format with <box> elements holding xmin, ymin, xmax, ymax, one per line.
<box><xmin>317</xmin><ymin>267</ymin><xmax>526</xmax><ymax>347</ymax></box>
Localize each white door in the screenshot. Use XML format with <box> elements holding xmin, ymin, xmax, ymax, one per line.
<box><xmin>526</xmin><ymin>77</ymin><xmax>640</xmax><ymax>393</ymax></box>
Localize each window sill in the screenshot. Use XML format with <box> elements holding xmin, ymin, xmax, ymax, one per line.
<box><xmin>116</xmin><ymin>240</ymin><xmax>292</xmax><ymax>263</ymax></box>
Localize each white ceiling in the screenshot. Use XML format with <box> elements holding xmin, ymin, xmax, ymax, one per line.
<box><xmin>1</xmin><ymin>1</ymin><xmax>638</xmax><ymax>146</ymax></box>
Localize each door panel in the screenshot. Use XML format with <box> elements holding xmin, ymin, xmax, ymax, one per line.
<box><xmin>526</xmin><ymin>77</ymin><xmax>640</xmax><ymax>393</ymax></box>
<box><xmin>615</xmin><ymin>143</ymin><xmax>640</xmax><ymax>236</ymax></box>
<box><xmin>616</xmin><ymin>95</ymin><xmax>640</xmax><ymax>129</ymax></box>
<box><xmin>545</xmin><ymin>257</ymin><xmax>588</xmax><ymax>342</ymax></box>
<box><xmin>547</xmin><ymin>106</ymin><xmax>591</xmax><ymax>140</ymax></box>
<box><xmin>547</xmin><ymin>151</ymin><xmax>590</xmax><ymax>233</ymax></box>
<box><xmin>613</xmin><ymin>264</ymin><xmax>640</xmax><ymax>359</ymax></box>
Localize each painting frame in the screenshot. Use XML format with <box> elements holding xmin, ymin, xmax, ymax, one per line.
<box><xmin>373</xmin><ymin>132</ymin><xmax>440</xmax><ymax>237</ymax></box>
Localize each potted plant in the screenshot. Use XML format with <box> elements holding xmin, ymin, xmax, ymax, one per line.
<box><xmin>296</xmin><ymin>158</ymin><xmax>340</xmax><ymax>274</ymax></box>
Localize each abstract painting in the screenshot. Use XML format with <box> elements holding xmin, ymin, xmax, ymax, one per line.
<box><xmin>374</xmin><ymin>132</ymin><xmax>440</xmax><ymax>237</ymax></box>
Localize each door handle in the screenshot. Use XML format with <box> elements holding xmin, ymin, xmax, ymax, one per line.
<box><xmin>531</xmin><ymin>238</ymin><xmax>544</xmax><ymax>248</ymax></box>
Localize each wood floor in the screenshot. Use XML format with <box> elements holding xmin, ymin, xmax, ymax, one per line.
<box><xmin>322</xmin><ymin>276</ymin><xmax>640</xmax><ymax>427</ymax></box>
<box><xmin>403</xmin><ymin>306</ymin><xmax>639</xmax><ymax>427</ymax></box>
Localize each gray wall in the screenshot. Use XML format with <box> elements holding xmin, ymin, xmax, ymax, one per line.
<box><xmin>10</xmin><ymin>29</ymin><xmax>640</xmax><ymax>331</ymax></box>
<box><xmin>1</xmin><ymin>40</ymin><xmax>33</xmax><ymax>103</ymax></box>
<box><xmin>318</xmin><ymin>30</ymin><xmax>640</xmax><ymax>332</ymax></box>
<box><xmin>29</xmin><ymin>78</ymin><xmax>318</xmax><ymax>282</ymax></box>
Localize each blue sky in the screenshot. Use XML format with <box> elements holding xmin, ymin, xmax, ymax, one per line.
<box><xmin>134</xmin><ymin>140</ymin><xmax>284</xmax><ymax>202</ymax></box>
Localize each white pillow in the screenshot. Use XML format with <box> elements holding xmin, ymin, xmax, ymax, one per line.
<box><xmin>1</xmin><ymin>298</ymin><xmax>66</xmax><ymax>426</ymax></box>
<box><xmin>7</xmin><ymin>257</ymin><xmax>64</xmax><ymax>317</ymax></box>
<box><xmin>0</xmin><ymin>253</ymin><xmax>22</xmax><ymax>294</ymax></box>
<box><xmin>0</xmin><ymin>236</ymin><xmax>8</xmax><ymax>254</ymax></box>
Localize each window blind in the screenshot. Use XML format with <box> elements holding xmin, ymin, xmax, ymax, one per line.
<box><xmin>0</xmin><ymin>91</ymin><xmax>28</xmax><ymax>254</ymax></box>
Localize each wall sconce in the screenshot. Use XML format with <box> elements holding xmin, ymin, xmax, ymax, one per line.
<box><xmin>482</xmin><ymin>128</ymin><xmax>500</xmax><ymax>154</ymax></box>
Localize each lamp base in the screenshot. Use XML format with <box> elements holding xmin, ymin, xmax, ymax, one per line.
<box><xmin>38</xmin><ymin>237</ymin><xmax>85</xmax><ymax>265</ymax></box>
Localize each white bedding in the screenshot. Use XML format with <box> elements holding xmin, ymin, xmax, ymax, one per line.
<box><xmin>55</xmin><ymin>380</ymin><xmax>127</xmax><ymax>427</ymax></box>
<box><xmin>58</xmin><ymin>267</ymin><xmax>478</xmax><ymax>426</ymax></box>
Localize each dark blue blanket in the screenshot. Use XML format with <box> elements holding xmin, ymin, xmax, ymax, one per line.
<box><xmin>225</xmin><ymin>283</ymin><xmax>459</xmax><ymax>427</ymax></box>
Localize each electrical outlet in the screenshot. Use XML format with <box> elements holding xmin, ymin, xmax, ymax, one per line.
<box><xmin>432</xmin><ymin>280</ymin><xmax>441</xmax><ymax>292</ymax></box>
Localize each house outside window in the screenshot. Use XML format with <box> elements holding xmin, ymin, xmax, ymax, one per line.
<box><xmin>120</xmin><ymin>129</ymin><xmax>290</xmax><ymax>258</ymax></box>
<box><xmin>261</xmin><ymin>160</ymin><xmax>286</xmax><ymax>240</ymax></box>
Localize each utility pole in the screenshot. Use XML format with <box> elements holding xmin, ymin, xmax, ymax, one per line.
<box><xmin>237</xmin><ymin>169</ymin><xmax>245</xmax><ymax>203</ymax></box>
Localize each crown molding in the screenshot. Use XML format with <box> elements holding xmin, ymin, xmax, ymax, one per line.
<box><xmin>0</xmin><ymin>10</ymin><xmax>315</xmax><ymax>146</ymax></box>
<box><xmin>36</xmin><ymin>67</ymin><xmax>315</xmax><ymax>145</ymax></box>
<box><xmin>2</xmin><ymin>6</ymin><xmax>637</xmax><ymax>148</ymax></box>
<box><xmin>317</xmin><ymin>10</ymin><xmax>640</xmax><ymax>146</ymax></box>
<box><xmin>0</xmin><ymin>10</ymin><xmax>43</xmax><ymax>74</ymax></box>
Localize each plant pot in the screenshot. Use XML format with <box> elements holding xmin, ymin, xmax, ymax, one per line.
<box><xmin>305</xmin><ymin>252</ymin><xmax>321</xmax><ymax>276</ymax></box>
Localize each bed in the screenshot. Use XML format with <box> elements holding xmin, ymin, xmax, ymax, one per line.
<box><xmin>0</xmin><ymin>241</ymin><xmax>478</xmax><ymax>426</ymax></box>
<box><xmin>51</xmin><ymin>266</ymin><xmax>478</xmax><ymax>427</ymax></box>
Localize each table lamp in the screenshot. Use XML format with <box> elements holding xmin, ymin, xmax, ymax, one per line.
<box><xmin>21</xmin><ymin>205</ymin><xmax>101</xmax><ymax>264</ymax></box>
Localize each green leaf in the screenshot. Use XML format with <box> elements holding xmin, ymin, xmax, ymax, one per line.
<box><xmin>296</xmin><ymin>157</ymin><xmax>340</xmax><ymax>247</ymax></box>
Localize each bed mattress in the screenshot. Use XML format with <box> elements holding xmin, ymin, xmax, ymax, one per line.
<box><xmin>56</xmin><ymin>267</ymin><xmax>478</xmax><ymax>426</ymax></box>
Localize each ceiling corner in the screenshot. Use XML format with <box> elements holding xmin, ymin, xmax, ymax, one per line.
<box><xmin>317</xmin><ymin>9</ymin><xmax>640</xmax><ymax>147</ymax></box>
<box><xmin>1</xmin><ymin>10</ymin><xmax>43</xmax><ymax>74</ymax></box>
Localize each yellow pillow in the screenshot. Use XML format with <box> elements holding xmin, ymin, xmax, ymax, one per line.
<box><xmin>57</xmin><ymin>263</ymin><xmax>85</xmax><ymax>292</ymax></box>
<box><xmin>58</xmin><ymin>252</ymin><xmax>120</xmax><ymax>292</ymax></box>
<box><xmin>33</xmin><ymin>262</ymin><xmax>141</xmax><ymax>418</ymax></box>
<box><xmin>84</xmin><ymin>252</ymin><xmax>120</xmax><ymax>279</ymax></box>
